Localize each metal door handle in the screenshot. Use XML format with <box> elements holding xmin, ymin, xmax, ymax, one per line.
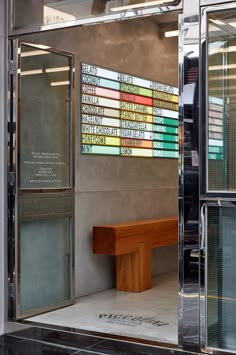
<box><xmin>200</xmin><ymin>203</ymin><xmax>206</xmax><ymax>250</ymax></box>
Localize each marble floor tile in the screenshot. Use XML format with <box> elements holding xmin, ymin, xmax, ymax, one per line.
<box><xmin>0</xmin><ymin>336</ymin><xmax>79</xmax><ymax>355</ymax></box>
<box><xmin>10</xmin><ymin>327</ymin><xmax>104</xmax><ymax>350</ymax></box>
<box><xmin>28</xmin><ymin>271</ymin><xmax>178</xmax><ymax>344</ymax></box>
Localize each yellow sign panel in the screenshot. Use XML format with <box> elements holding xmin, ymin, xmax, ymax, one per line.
<box><xmin>153</xmin><ymin>91</ymin><xmax>178</xmax><ymax>103</ymax></box>
<box><xmin>121</xmin><ymin>147</ymin><xmax>152</xmax><ymax>157</ymax></box>
<box><xmin>82</xmin><ymin>134</ymin><xmax>120</xmax><ymax>146</ymax></box>
<box><xmin>153</xmin><ymin>100</ymin><xmax>178</xmax><ymax>111</ymax></box>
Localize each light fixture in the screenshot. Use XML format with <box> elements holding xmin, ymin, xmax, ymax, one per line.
<box><xmin>209</xmin><ymin>64</ymin><xmax>236</xmax><ymax>71</ymax></box>
<box><xmin>165</xmin><ymin>30</ymin><xmax>179</xmax><ymax>38</ymax></box>
<box><xmin>45</xmin><ymin>66</ymin><xmax>70</xmax><ymax>73</ymax></box>
<box><xmin>20</xmin><ymin>69</ymin><xmax>43</xmax><ymax>76</ymax></box>
<box><xmin>20</xmin><ymin>66</ymin><xmax>70</xmax><ymax>76</ymax></box>
<box><xmin>21</xmin><ymin>50</ymin><xmax>51</xmax><ymax>58</ymax></box>
<box><xmin>210</xmin><ymin>85</ymin><xmax>236</xmax><ymax>91</ymax></box>
<box><xmin>210</xmin><ymin>74</ymin><xmax>236</xmax><ymax>81</ymax></box>
<box><xmin>210</xmin><ymin>19</ymin><xmax>236</xmax><ymax>28</ymax></box>
<box><xmin>110</xmin><ymin>0</ymin><xmax>174</xmax><ymax>12</ymax></box>
<box><xmin>209</xmin><ymin>45</ymin><xmax>236</xmax><ymax>55</ymax></box>
<box><xmin>209</xmin><ymin>19</ymin><xmax>226</xmax><ymax>26</ymax></box>
<box><xmin>50</xmin><ymin>81</ymin><xmax>70</xmax><ymax>86</ymax></box>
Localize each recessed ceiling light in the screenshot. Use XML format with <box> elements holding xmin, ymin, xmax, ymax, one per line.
<box><xmin>110</xmin><ymin>0</ymin><xmax>174</xmax><ymax>12</ymax></box>
<box><xmin>165</xmin><ymin>30</ymin><xmax>179</xmax><ymax>37</ymax></box>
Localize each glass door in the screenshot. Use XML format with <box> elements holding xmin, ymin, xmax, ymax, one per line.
<box><xmin>201</xmin><ymin>4</ymin><xmax>236</xmax><ymax>352</ymax></box>
<box><xmin>205</xmin><ymin>203</ymin><xmax>236</xmax><ymax>351</ymax></box>
<box><xmin>8</xmin><ymin>41</ymin><xmax>75</xmax><ymax>319</ymax></box>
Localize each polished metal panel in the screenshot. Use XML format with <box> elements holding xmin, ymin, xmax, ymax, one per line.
<box><xmin>19</xmin><ymin>195</ymin><xmax>74</xmax><ymax>219</ymax></box>
<box><xmin>0</xmin><ymin>0</ymin><xmax>8</xmax><ymax>335</ymax></box>
<box><xmin>179</xmin><ymin>0</ymin><xmax>200</xmax><ymax>351</ymax></box>
<box><xmin>8</xmin><ymin>39</ymin><xmax>18</xmax><ymax>321</ymax></box>
<box><xmin>8</xmin><ymin>0</ymin><xmax>183</xmax><ymax>36</ymax></box>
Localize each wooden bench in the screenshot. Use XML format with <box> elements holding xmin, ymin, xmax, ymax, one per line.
<box><xmin>93</xmin><ymin>217</ymin><xmax>178</xmax><ymax>293</ymax></box>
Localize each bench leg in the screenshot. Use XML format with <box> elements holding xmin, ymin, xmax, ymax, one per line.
<box><xmin>116</xmin><ymin>242</ymin><xmax>152</xmax><ymax>292</ymax></box>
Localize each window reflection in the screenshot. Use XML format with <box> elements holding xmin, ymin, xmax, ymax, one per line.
<box><xmin>19</xmin><ymin>44</ymin><xmax>72</xmax><ymax>189</ymax></box>
<box><xmin>13</xmin><ymin>0</ymin><xmax>181</xmax><ymax>30</ymax></box>
<box><xmin>208</xmin><ymin>11</ymin><xmax>236</xmax><ymax>192</ymax></box>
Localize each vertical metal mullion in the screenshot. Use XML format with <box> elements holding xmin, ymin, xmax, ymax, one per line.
<box><xmin>218</xmin><ymin>206</ymin><xmax>223</xmax><ymax>349</ymax></box>
<box><xmin>223</xmin><ymin>48</ymin><xmax>228</xmax><ymax>190</ymax></box>
<box><xmin>8</xmin><ymin>41</ymin><xmax>14</xmax><ymax>319</ymax></box>
<box><xmin>178</xmin><ymin>11</ymin><xmax>184</xmax><ymax>349</ymax></box>
<box><xmin>179</xmin><ymin>0</ymin><xmax>201</xmax><ymax>352</ymax></box>
<box><xmin>8</xmin><ymin>38</ymin><xmax>18</xmax><ymax>320</ymax></box>
<box><xmin>205</xmin><ymin>204</ymin><xmax>208</xmax><ymax>348</ymax></box>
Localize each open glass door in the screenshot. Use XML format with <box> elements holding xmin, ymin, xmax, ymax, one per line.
<box><xmin>8</xmin><ymin>41</ymin><xmax>75</xmax><ymax>319</ymax></box>
<box><xmin>201</xmin><ymin>3</ymin><xmax>236</xmax><ymax>352</ymax></box>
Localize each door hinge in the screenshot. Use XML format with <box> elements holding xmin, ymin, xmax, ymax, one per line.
<box><xmin>8</xmin><ymin>172</ymin><xmax>16</xmax><ymax>187</ymax></box>
<box><xmin>8</xmin><ymin>60</ymin><xmax>16</xmax><ymax>75</ymax></box>
<box><xmin>8</xmin><ymin>282</ymin><xmax>14</xmax><ymax>299</ymax></box>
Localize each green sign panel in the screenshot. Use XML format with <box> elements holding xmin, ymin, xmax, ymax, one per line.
<box><xmin>81</xmin><ymin>63</ymin><xmax>179</xmax><ymax>158</ymax></box>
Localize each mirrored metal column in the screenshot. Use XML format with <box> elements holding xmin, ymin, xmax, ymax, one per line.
<box><xmin>0</xmin><ymin>0</ymin><xmax>8</xmax><ymax>335</ymax></box>
<box><xmin>179</xmin><ymin>0</ymin><xmax>200</xmax><ymax>351</ymax></box>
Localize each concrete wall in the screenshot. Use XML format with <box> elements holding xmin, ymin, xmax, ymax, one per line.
<box><xmin>22</xmin><ymin>17</ymin><xmax>178</xmax><ymax>298</ymax></box>
<box><xmin>0</xmin><ymin>0</ymin><xmax>7</xmax><ymax>336</ymax></box>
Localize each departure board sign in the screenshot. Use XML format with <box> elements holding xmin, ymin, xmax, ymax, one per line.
<box><xmin>208</xmin><ymin>96</ymin><xmax>224</xmax><ymax>160</ymax></box>
<box><xmin>81</xmin><ymin>63</ymin><xmax>179</xmax><ymax>158</ymax></box>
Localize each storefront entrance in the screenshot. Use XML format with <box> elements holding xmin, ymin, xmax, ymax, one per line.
<box><xmin>6</xmin><ymin>0</ymin><xmax>236</xmax><ymax>354</ymax></box>
<box><xmin>8</xmin><ymin>10</ymin><xmax>180</xmax><ymax>345</ymax></box>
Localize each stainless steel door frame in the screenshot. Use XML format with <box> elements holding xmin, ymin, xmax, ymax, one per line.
<box><xmin>200</xmin><ymin>2</ymin><xmax>236</xmax><ymax>197</ymax></box>
<box><xmin>200</xmin><ymin>201</ymin><xmax>236</xmax><ymax>354</ymax></box>
<box><xmin>200</xmin><ymin>2</ymin><xmax>236</xmax><ymax>354</ymax></box>
<box><xmin>8</xmin><ymin>39</ymin><xmax>75</xmax><ymax>320</ymax></box>
<box><xmin>201</xmin><ymin>0</ymin><xmax>235</xmax><ymax>6</ymax></box>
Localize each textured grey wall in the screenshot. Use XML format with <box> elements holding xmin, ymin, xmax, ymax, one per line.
<box><xmin>22</xmin><ymin>16</ymin><xmax>178</xmax><ymax>298</ymax></box>
<box><xmin>0</xmin><ymin>0</ymin><xmax>7</xmax><ymax>335</ymax></box>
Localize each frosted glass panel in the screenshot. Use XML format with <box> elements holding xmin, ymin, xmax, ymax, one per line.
<box><xmin>20</xmin><ymin>217</ymin><xmax>71</xmax><ymax>313</ymax></box>
<box><xmin>207</xmin><ymin>206</ymin><xmax>236</xmax><ymax>351</ymax></box>
<box><xmin>208</xmin><ymin>11</ymin><xmax>236</xmax><ymax>191</ymax></box>
<box><xmin>20</xmin><ymin>43</ymin><xmax>72</xmax><ymax>189</ymax></box>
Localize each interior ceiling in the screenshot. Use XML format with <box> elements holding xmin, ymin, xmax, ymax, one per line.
<box><xmin>45</xmin><ymin>0</ymin><xmax>179</xmax><ymax>27</ymax></box>
<box><xmin>151</xmin><ymin>11</ymin><xmax>178</xmax><ymax>24</ymax></box>
<box><xmin>150</xmin><ymin>11</ymin><xmax>179</xmax><ymax>30</ymax></box>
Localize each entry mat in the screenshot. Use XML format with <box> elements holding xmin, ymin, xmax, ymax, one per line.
<box><xmin>27</xmin><ymin>271</ymin><xmax>178</xmax><ymax>344</ymax></box>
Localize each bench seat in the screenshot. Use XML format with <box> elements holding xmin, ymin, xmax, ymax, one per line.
<box><xmin>93</xmin><ymin>217</ymin><xmax>178</xmax><ymax>293</ymax></box>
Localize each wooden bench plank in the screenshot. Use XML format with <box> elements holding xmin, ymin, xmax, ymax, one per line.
<box><xmin>93</xmin><ymin>217</ymin><xmax>178</xmax><ymax>255</ymax></box>
<box><xmin>93</xmin><ymin>217</ymin><xmax>178</xmax><ymax>292</ymax></box>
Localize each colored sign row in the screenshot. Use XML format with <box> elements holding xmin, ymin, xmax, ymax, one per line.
<box><xmin>208</xmin><ymin>97</ymin><xmax>224</xmax><ymax>161</ymax></box>
<box><xmin>81</xmin><ymin>63</ymin><xmax>179</xmax><ymax>158</ymax></box>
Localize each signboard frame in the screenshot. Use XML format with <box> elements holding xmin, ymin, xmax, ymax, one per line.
<box><xmin>80</xmin><ymin>62</ymin><xmax>179</xmax><ymax>159</ymax></box>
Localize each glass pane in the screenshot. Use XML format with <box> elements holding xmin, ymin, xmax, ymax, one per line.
<box><xmin>208</xmin><ymin>11</ymin><xmax>236</xmax><ymax>191</ymax></box>
<box><xmin>12</xmin><ymin>0</ymin><xmax>181</xmax><ymax>31</ymax></box>
<box><xmin>20</xmin><ymin>43</ymin><xmax>72</xmax><ymax>189</ymax></box>
<box><xmin>20</xmin><ymin>217</ymin><xmax>72</xmax><ymax>313</ymax></box>
<box><xmin>207</xmin><ymin>206</ymin><xmax>236</xmax><ymax>351</ymax></box>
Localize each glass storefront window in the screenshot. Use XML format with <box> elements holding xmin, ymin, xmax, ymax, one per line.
<box><xmin>12</xmin><ymin>0</ymin><xmax>182</xmax><ymax>32</ymax></box>
<box><xmin>207</xmin><ymin>11</ymin><xmax>236</xmax><ymax>192</ymax></box>
<box><xmin>207</xmin><ymin>205</ymin><xmax>236</xmax><ymax>351</ymax></box>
